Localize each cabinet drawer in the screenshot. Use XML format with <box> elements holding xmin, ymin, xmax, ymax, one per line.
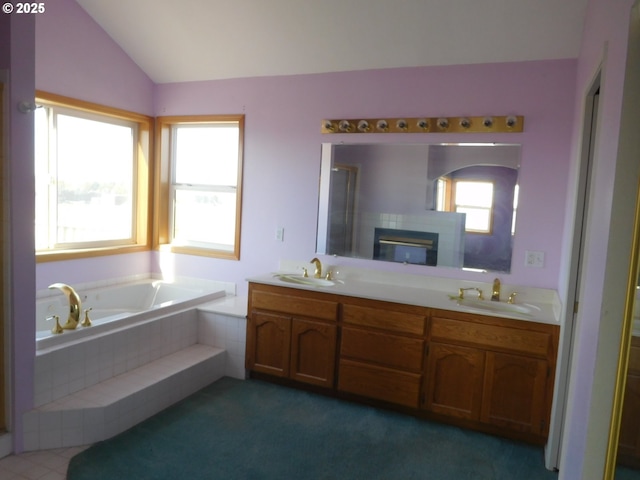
<box><xmin>338</xmin><ymin>359</ymin><xmax>422</xmax><ymax>408</ymax></box>
<box><xmin>341</xmin><ymin>327</ymin><xmax>425</xmax><ymax>372</ymax></box>
<box><xmin>251</xmin><ymin>290</ymin><xmax>338</xmax><ymax>321</ymax></box>
<box><xmin>343</xmin><ymin>304</ymin><xmax>426</xmax><ymax>335</ymax></box>
<box><xmin>431</xmin><ymin>317</ymin><xmax>551</xmax><ymax>357</ymax></box>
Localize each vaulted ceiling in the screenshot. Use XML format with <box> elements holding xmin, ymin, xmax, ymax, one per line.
<box><xmin>75</xmin><ymin>0</ymin><xmax>590</xmax><ymax>84</ymax></box>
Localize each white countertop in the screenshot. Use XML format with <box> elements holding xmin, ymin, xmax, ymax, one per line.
<box><xmin>247</xmin><ymin>264</ymin><xmax>561</xmax><ymax>326</ymax></box>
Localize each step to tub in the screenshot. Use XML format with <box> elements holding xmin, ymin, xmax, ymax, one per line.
<box><xmin>23</xmin><ymin>344</ymin><xmax>226</xmax><ymax>451</ymax></box>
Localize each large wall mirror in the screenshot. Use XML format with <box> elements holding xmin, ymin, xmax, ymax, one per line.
<box><xmin>316</xmin><ymin>142</ymin><xmax>521</xmax><ymax>273</ymax></box>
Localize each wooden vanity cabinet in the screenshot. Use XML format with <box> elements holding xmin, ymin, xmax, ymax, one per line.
<box><xmin>245</xmin><ymin>282</ymin><xmax>560</xmax><ymax>444</ymax></box>
<box><xmin>338</xmin><ymin>301</ymin><xmax>427</xmax><ymax>408</ymax></box>
<box><xmin>427</xmin><ymin>310</ymin><xmax>559</xmax><ymax>438</ymax></box>
<box><xmin>246</xmin><ymin>283</ymin><xmax>338</xmax><ymax>388</ymax></box>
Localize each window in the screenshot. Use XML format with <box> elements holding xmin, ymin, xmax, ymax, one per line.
<box><xmin>453</xmin><ymin>180</ymin><xmax>494</xmax><ymax>233</ymax></box>
<box><xmin>436</xmin><ymin>176</ymin><xmax>495</xmax><ymax>234</ymax></box>
<box><xmin>156</xmin><ymin>115</ymin><xmax>244</xmax><ymax>259</ymax></box>
<box><xmin>35</xmin><ymin>92</ymin><xmax>152</xmax><ymax>261</ymax></box>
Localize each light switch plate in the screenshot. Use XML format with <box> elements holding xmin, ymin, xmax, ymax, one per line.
<box><xmin>525</xmin><ymin>250</ymin><xmax>545</xmax><ymax>268</ymax></box>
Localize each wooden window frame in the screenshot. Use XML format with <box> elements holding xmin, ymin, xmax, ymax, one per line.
<box><xmin>154</xmin><ymin>115</ymin><xmax>244</xmax><ymax>260</ymax></box>
<box><xmin>35</xmin><ymin>91</ymin><xmax>152</xmax><ymax>263</ymax></box>
<box><xmin>452</xmin><ymin>179</ymin><xmax>495</xmax><ymax>235</ymax></box>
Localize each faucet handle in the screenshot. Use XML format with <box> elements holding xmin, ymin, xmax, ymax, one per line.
<box><xmin>48</xmin><ymin>315</ymin><xmax>63</xmax><ymax>334</ymax></box>
<box><xmin>507</xmin><ymin>292</ymin><xmax>518</xmax><ymax>304</ymax></box>
<box><xmin>477</xmin><ymin>289</ymin><xmax>484</xmax><ymax>300</ymax></box>
<box><xmin>301</xmin><ymin>267</ymin><xmax>308</xmax><ymax>278</ymax></box>
<box><xmin>81</xmin><ymin>307</ymin><xmax>93</xmax><ymax>327</ymax></box>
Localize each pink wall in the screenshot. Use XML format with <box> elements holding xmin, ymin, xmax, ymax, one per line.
<box><xmin>557</xmin><ymin>0</ymin><xmax>637</xmax><ymax>477</ymax></box>
<box><xmin>33</xmin><ymin>0</ymin><xmax>156</xmax><ymax>292</ymax></box>
<box><xmin>32</xmin><ymin>0</ymin><xmax>577</xmax><ymax>296</ymax></box>
<box><xmin>154</xmin><ymin>60</ymin><xmax>576</xmax><ymax>295</ymax></box>
<box><xmin>5</xmin><ymin>13</ymin><xmax>36</xmax><ymax>454</ymax></box>
<box><xmin>35</xmin><ymin>0</ymin><xmax>154</xmax><ymax>115</ymax></box>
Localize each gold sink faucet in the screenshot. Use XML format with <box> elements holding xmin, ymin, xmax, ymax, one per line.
<box><xmin>491</xmin><ymin>278</ymin><xmax>501</xmax><ymax>302</ymax></box>
<box><xmin>310</xmin><ymin>257</ymin><xmax>322</xmax><ymax>278</ymax></box>
<box><xmin>48</xmin><ymin>283</ymin><xmax>82</xmax><ymax>330</ymax></box>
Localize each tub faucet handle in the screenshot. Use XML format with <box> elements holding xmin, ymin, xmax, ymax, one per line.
<box><xmin>81</xmin><ymin>307</ymin><xmax>92</xmax><ymax>327</ymax></box>
<box><xmin>48</xmin><ymin>315</ymin><xmax>63</xmax><ymax>334</ymax></box>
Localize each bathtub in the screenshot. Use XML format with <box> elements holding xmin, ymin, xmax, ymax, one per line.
<box><xmin>36</xmin><ymin>279</ymin><xmax>227</xmax><ymax>351</ymax></box>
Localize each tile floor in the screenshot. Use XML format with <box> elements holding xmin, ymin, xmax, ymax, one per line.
<box><xmin>0</xmin><ymin>445</ymin><xmax>89</xmax><ymax>479</ymax></box>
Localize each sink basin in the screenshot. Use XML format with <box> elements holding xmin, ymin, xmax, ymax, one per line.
<box><xmin>274</xmin><ymin>274</ymin><xmax>336</xmax><ymax>287</ymax></box>
<box><xmin>454</xmin><ymin>297</ymin><xmax>539</xmax><ymax>315</ymax></box>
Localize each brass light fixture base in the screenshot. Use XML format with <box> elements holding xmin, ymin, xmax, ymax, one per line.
<box><xmin>321</xmin><ymin>115</ymin><xmax>524</xmax><ymax>134</ymax></box>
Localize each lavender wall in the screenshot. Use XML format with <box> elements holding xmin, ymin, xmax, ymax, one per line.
<box><xmin>33</xmin><ymin>0</ymin><xmax>155</xmax><ymax>291</ymax></box>
<box><xmin>35</xmin><ymin>0</ymin><xmax>154</xmax><ymax>115</ymax></box>
<box><xmin>154</xmin><ymin>60</ymin><xmax>576</xmax><ymax>295</ymax></box>
<box><xmin>557</xmin><ymin>0</ymin><xmax>637</xmax><ymax>478</ymax></box>
<box><xmin>33</xmin><ymin>0</ymin><xmax>576</xmax><ymax>295</ymax></box>
<box><xmin>6</xmin><ymin>13</ymin><xmax>36</xmax><ymax>454</ymax></box>
<box><xmin>334</xmin><ymin>144</ymin><xmax>430</xmax><ymax>214</ymax></box>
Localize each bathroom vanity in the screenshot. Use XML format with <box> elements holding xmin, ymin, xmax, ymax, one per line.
<box><xmin>245</xmin><ymin>271</ymin><xmax>560</xmax><ymax>444</ymax></box>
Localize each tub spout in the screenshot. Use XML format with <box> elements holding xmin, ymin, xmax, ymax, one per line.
<box><xmin>48</xmin><ymin>283</ymin><xmax>82</xmax><ymax>330</ymax></box>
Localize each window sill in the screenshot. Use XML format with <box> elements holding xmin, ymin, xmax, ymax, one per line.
<box><xmin>157</xmin><ymin>244</ymin><xmax>239</xmax><ymax>260</ymax></box>
<box><xmin>36</xmin><ymin>244</ymin><xmax>150</xmax><ymax>263</ymax></box>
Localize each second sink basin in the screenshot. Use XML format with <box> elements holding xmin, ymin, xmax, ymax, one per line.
<box><xmin>274</xmin><ymin>274</ymin><xmax>336</xmax><ymax>287</ymax></box>
<box><xmin>455</xmin><ymin>297</ymin><xmax>539</xmax><ymax>315</ymax></box>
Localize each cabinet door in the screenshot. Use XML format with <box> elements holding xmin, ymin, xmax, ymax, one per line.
<box><xmin>290</xmin><ymin>318</ymin><xmax>337</xmax><ymax>388</ymax></box>
<box><xmin>481</xmin><ymin>351</ymin><xmax>549</xmax><ymax>435</ymax></box>
<box><xmin>425</xmin><ymin>343</ymin><xmax>485</xmax><ymax>420</ymax></box>
<box><xmin>246</xmin><ymin>311</ymin><xmax>291</xmax><ymax>377</ymax></box>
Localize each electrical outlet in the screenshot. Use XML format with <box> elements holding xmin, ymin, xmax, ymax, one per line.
<box><xmin>275</xmin><ymin>227</ymin><xmax>284</xmax><ymax>242</ymax></box>
<box><xmin>525</xmin><ymin>250</ymin><xmax>545</xmax><ymax>268</ymax></box>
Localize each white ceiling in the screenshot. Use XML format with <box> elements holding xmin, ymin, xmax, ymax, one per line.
<box><xmin>75</xmin><ymin>0</ymin><xmax>590</xmax><ymax>84</ymax></box>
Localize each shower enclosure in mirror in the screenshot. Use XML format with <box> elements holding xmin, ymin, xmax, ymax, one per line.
<box><xmin>316</xmin><ymin>143</ymin><xmax>521</xmax><ymax>273</ymax></box>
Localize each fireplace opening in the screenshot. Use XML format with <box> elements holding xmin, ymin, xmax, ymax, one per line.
<box><xmin>373</xmin><ymin>228</ymin><xmax>438</xmax><ymax>266</ymax></box>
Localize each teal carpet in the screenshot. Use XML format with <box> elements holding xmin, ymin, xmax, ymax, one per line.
<box><xmin>68</xmin><ymin>377</ymin><xmax>558</xmax><ymax>480</ymax></box>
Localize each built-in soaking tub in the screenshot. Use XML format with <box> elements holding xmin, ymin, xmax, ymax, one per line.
<box><xmin>36</xmin><ymin>279</ymin><xmax>227</xmax><ymax>350</ymax></box>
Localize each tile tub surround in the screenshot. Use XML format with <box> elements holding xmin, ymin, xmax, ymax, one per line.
<box><xmin>197</xmin><ymin>295</ymin><xmax>248</xmax><ymax>380</ymax></box>
<box><xmin>253</xmin><ymin>261</ymin><xmax>562</xmax><ymax>325</ymax></box>
<box><xmin>24</xmin><ymin>294</ymin><xmax>248</xmax><ymax>452</ymax></box>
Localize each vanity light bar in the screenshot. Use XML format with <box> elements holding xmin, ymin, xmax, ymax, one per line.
<box><xmin>321</xmin><ymin>116</ymin><xmax>524</xmax><ymax>134</ymax></box>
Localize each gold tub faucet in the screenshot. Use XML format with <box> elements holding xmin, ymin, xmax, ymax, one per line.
<box><xmin>48</xmin><ymin>283</ymin><xmax>82</xmax><ymax>330</ymax></box>
<box><xmin>310</xmin><ymin>257</ymin><xmax>322</xmax><ymax>279</ymax></box>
